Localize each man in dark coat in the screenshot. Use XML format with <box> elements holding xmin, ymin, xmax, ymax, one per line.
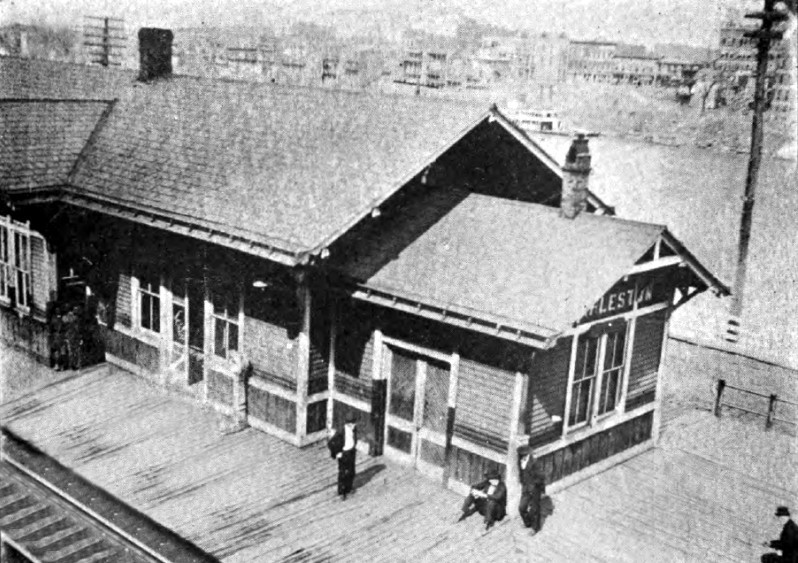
<box><xmin>328</xmin><ymin>412</ymin><xmax>358</xmax><ymax>500</ymax></box>
<box><xmin>458</xmin><ymin>468</ymin><xmax>507</xmax><ymax>531</ymax></box>
<box><xmin>763</xmin><ymin>506</ymin><xmax>798</xmax><ymax>563</ymax></box>
<box><xmin>518</xmin><ymin>444</ymin><xmax>546</xmax><ymax>532</ymax></box>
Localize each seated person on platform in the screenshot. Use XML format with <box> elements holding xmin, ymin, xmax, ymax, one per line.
<box><xmin>762</xmin><ymin>506</ymin><xmax>798</xmax><ymax>563</ymax></box>
<box><xmin>458</xmin><ymin>468</ymin><xmax>507</xmax><ymax>530</ymax></box>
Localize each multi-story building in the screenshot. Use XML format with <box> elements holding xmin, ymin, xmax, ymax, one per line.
<box><xmin>612</xmin><ymin>44</ymin><xmax>661</xmax><ymax>86</ymax></box>
<box><xmin>396</xmin><ymin>30</ymin><xmax>456</xmax><ymax>89</ymax></box>
<box><xmin>715</xmin><ymin>22</ymin><xmax>796</xmax><ymax>113</ymax></box>
<box><xmin>567</xmin><ymin>40</ymin><xmax>617</xmax><ymax>83</ymax></box>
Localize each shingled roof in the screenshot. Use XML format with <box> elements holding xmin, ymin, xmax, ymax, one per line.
<box><xmin>341</xmin><ymin>190</ymin><xmax>667</xmax><ymax>339</ymax></box>
<box><xmin>0</xmin><ymin>99</ymin><xmax>109</xmax><ymax>193</ymax></box>
<box><xmin>3</xmin><ymin>57</ymin><xmax>581</xmax><ymax>264</ymax></box>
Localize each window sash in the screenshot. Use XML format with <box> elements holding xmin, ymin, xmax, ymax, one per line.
<box><xmin>138</xmin><ymin>280</ymin><xmax>161</xmax><ymax>333</ymax></box>
<box><xmin>211</xmin><ymin>290</ymin><xmax>239</xmax><ymax>360</ymax></box>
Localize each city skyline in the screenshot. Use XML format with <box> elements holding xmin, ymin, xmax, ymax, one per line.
<box><xmin>2</xmin><ymin>0</ymin><xmax>763</xmax><ymax>48</ymax></box>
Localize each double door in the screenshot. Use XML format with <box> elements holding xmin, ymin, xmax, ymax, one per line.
<box><xmin>384</xmin><ymin>345</ymin><xmax>451</xmax><ymax>478</ymax></box>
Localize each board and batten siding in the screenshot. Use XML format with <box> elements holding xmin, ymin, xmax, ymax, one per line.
<box><xmin>527</xmin><ymin>335</ymin><xmax>571</xmax><ymax>447</ymax></box>
<box><xmin>626</xmin><ymin>310</ymin><xmax>667</xmax><ymax>411</ymax></box>
<box><xmin>454</xmin><ymin>357</ymin><xmax>515</xmax><ymax>451</ymax></box>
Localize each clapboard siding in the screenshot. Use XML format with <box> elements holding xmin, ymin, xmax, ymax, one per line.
<box><xmin>308</xmin><ymin>290</ymin><xmax>331</xmax><ymax>394</ymax></box>
<box><xmin>244</xmin><ymin>315</ymin><xmax>297</xmax><ymax>388</ymax></box>
<box><xmin>455</xmin><ymin>357</ymin><xmax>515</xmax><ymax>445</ymax></box>
<box><xmin>207</xmin><ymin>369</ymin><xmax>233</xmax><ymax>407</ymax></box>
<box><xmin>626</xmin><ymin>310</ymin><xmax>666</xmax><ymax>410</ymax></box>
<box><xmin>248</xmin><ymin>386</ymin><xmax>296</xmax><ymax>434</ymax></box>
<box><xmin>30</xmin><ymin>235</ymin><xmax>48</xmax><ymax>316</ymax></box>
<box><xmin>527</xmin><ymin>336</ymin><xmax>571</xmax><ymax>447</ymax></box>
<box><xmin>334</xmin><ymin>302</ymin><xmax>374</xmax><ymax>400</ymax></box>
<box><xmin>115</xmin><ymin>270</ymin><xmax>131</xmax><ymax>328</ymax></box>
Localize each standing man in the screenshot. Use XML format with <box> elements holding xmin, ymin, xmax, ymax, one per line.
<box><xmin>458</xmin><ymin>468</ymin><xmax>507</xmax><ymax>531</ymax></box>
<box><xmin>762</xmin><ymin>506</ymin><xmax>798</xmax><ymax>563</ymax></box>
<box><xmin>518</xmin><ymin>444</ymin><xmax>546</xmax><ymax>533</ymax></box>
<box><xmin>328</xmin><ymin>412</ymin><xmax>358</xmax><ymax>500</ymax></box>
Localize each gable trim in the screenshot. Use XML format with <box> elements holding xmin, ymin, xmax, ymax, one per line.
<box><xmin>305</xmin><ymin>110</ymin><xmax>494</xmax><ymax>262</ymax></box>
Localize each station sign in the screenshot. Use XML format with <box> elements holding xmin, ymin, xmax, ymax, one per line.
<box><xmin>580</xmin><ymin>267</ymin><xmax>676</xmax><ymax>324</ymax></box>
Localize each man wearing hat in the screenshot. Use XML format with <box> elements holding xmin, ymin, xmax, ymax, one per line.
<box><xmin>518</xmin><ymin>444</ymin><xmax>546</xmax><ymax>532</ymax></box>
<box><xmin>762</xmin><ymin>506</ymin><xmax>798</xmax><ymax>563</ymax></box>
<box><xmin>328</xmin><ymin>412</ymin><xmax>358</xmax><ymax>500</ymax></box>
<box><xmin>457</xmin><ymin>468</ymin><xmax>507</xmax><ymax>531</ymax></box>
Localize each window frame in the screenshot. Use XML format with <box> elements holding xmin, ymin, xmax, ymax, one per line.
<box><xmin>134</xmin><ymin>272</ymin><xmax>162</xmax><ymax>335</ymax></box>
<box><xmin>564</xmin><ymin>319</ymin><xmax>631</xmax><ymax>434</ymax></box>
<box><xmin>0</xmin><ymin>218</ymin><xmax>34</xmax><ymax>314</ymax></box>
<box><xmin>210</xmin><ymin>285</ymin><xmax>242</xmax><ymax>363</ymax></box>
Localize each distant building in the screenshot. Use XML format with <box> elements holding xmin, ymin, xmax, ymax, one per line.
<box><xmin>568</xmin><ymin>40</ymin><xmax>617</xmax><ymax>83</ymax></box>
<box><xmin>396</xmin><ymin>30</ymin><xmax>456</xmax><ymax>89</ymax></box>
<box><xmin>612</xmin><ymin>44</ymin><xmax>661</xmax><ymax>86</ymax></box>
<box><xmin>715</xmin><ymin>23</ymin><xmax>795</xmax><ymax>113</ymax></box>
<box><xmin>653</xmin><ymin>44</ymin><xmax>716</xmax><ymax>86</ymax></box>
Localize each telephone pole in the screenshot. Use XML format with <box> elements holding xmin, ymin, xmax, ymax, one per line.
<box><xmin>726</xmin><ymin>0</ymin><xmax>787</xmax><ymax>342</ymax></box>
<box><xmin>83</xmin><ymin>16</ymin><xmax>126</xmax><ymax>67</ymax></box>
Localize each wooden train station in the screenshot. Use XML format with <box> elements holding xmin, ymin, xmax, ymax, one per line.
<box><xmin>1</xmin><ymin>27</ymin><xmax>728</xmax><ymax>537</ymax></box>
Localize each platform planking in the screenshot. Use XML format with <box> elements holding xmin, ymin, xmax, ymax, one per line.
<box><xmin>2</xmin><ymin>365</ymin><xmax>795</xmax><ymax>562</ymax></box>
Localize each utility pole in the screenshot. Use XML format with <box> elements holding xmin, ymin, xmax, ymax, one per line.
<box><xmin>83</xmin><ymin>16</ymin><xmax>126</xmax><ymax>67</ymax></box>
<box><xmin>726</xmin><ymin>0</ymin><xmax>787</xmax><ymax>342</ymax></box>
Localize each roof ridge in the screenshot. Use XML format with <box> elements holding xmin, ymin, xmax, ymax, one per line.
<box><xmin>464</xmin><ymin>193</ymin><xmax>666</xmax><ymax>231</ymax></box>
<box><xmin>66</xmin><ymin>99</ymin><xmax>117</xmax><ymax>185</ymax></box>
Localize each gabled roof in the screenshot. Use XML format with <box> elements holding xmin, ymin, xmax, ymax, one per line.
<box><xmin>3</xmin><ymin>57</ymin><xmax>605</xmax><ymax>265</ymax></box>
<box><xmin>0</xmin><ymin>99</ymin><xmax>110</xmax><ymax>193</ymax></box>
<box><xmin>340</xmin><ymin>190</ymin><xmax>667</xmax><ymax>341</ymax></box>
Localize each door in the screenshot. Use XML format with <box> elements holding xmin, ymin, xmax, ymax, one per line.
<box><xmin>385</xmin><ymin>346</ymin><xmax>450</xmax><ymax>478</ymax></box>
<box><xmin>187</xmin><ymin>276</ymin><xmax>205</xmax><ymax>385</ymax></box>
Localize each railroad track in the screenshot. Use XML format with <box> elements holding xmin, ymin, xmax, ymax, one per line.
<box><xmin>0</xmin><ymin>429</ymin><xmax>218</xmax><ymax>563</ymax></box>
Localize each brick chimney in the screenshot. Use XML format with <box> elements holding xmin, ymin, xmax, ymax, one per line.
<box><xmin>138</xmin><ymin>28</ymin><xmax>173</xmax><ymax>82</ymax></box>
<box><xmin>561</xmin><ymin>133</ymin><xmax>591</xmax><ymax>219</ymax></box>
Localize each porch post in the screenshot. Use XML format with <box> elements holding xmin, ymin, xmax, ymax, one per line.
<box><xmin>505</xmin><ymin>370</ymin><xmax>526</xmax><ymax>519</ymax></box>
<box><xmin>442</xmin><ymin>351</ymin><xmax>460</xmax><ymax>486</ymax></box>
<box><xmin>326</xmin><ymin>296</ymin><xmax>337</xmax><ymax>431</ymax></box>
<box><xmin>651</xmin><ymin>306</ymin><xmax>672</xmax><ymax>444</ymax></box>
<box><xmin>295</xmin><ymin>270</ymin><xmax>311</xmax><ymax>443</ymax></box>
<box><xmin>370</xmin><ymin>328</ymin><xmax>385</xmax><ymax>456</ymax></box>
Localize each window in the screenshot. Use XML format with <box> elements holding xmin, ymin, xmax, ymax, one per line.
<box><xmin>212</xmin><ymin>291</ymin><xmax>239</xmax><ymax>360</ymax></box>
<box><xmin>0</xmin><ymin>226</ymin><xmax>9</xmax><ymax>301</ymax></box>
<box><xmin>0</xmin><ymin>224</ymin><xmax>31</xmax><ymax>310</ymax></box>
<box><xmin>568</xmin><ymin>321</ymin><xmax>629</xmax><ymax>430</ymax></box>
<box><xmin>13</xmin><ymin>232</ymin><xmax>31</xmax><ymax>309</ymax></box>
<box><xmin>138</xmin><ymin>274</ymin><xmax>160</xmax><ymax>333</ymax></box>
<box><xmin>569</xmin><ymin>333</ymin><xmax>599</xmax><ymax>427</ymax></box>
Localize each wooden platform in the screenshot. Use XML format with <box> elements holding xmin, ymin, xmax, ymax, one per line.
<box><xmin>1</xmin><ymin>364</ymin><xmax>795</xmax><ymax>562</ymax></box>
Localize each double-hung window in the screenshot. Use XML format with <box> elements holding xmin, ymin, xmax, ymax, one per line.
<box><xmin>13</xmin><ymin>232</ymin><xmax>31</xmax><ymax>309</ymax></box>
<box><xmin>212</xmin><ymin>291</ymin><xmax>239</xmax><ymax>360</ymax></box>
<box><xmin>568</xmin><ymin>321</ymin><xmax>628</xmax><ymax>430</ymax></box>
<box><xmin>138</xmin><ymin>274</ymin><xmax>161</xmax><ymax>333</ymax></box>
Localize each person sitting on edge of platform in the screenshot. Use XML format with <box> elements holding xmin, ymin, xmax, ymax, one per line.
<box><xmin>518</xmin><ymin>444</ymin><xmax>546</xmax><ymax>533</ymax></box>
<box><xmin>762</xmin><ymin>506</ymin><xmax>798</xmax><ymax>563</ymax></box>
<box><xmin>328</xmin><ymin>412</ymin><xmax>358</xmax><ymax>500</ymax></box>
<box><xmin>457</xmin><ymin>468</ymin><xmax>507</xmax><ymax>531</ymax></box>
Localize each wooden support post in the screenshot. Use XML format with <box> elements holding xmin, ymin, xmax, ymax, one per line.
<box><xmin>295</xmin><ymin>274</ymin><xmax>311</xmax><ymax>442</ymax></box>
<box><xmin>766</xmin><ymin>394</ymin><xmax>777</xmax><ymax>429</ymax></box>
<box><xmin>326</xmin><ymin>297</ymin><xmax>337</xmax><ymax>432</ymax></box>
<box><xmin>370</xmin><ymin>329</ymin><xmax>385</xmax><ymax>456</ymax></box>
<box><xmin>505</xmin><ymin>371</ymin><xmax>527</xmax><ymax>520</ymax></box>
<box><xmin>714</xmin><ymin>379</ymin><xmax>726</xmax><ymax>418</ymax></box>
<box><xmin>442</xmin><ymin>352</ymin><xmax>460</xmax><ymax>487</ymax></box>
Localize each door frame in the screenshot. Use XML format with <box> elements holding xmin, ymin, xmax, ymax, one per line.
<box><xmin>382</xmin><ymin>337</ymin><xmax>453</xmax><ymax>479</ymax></box>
